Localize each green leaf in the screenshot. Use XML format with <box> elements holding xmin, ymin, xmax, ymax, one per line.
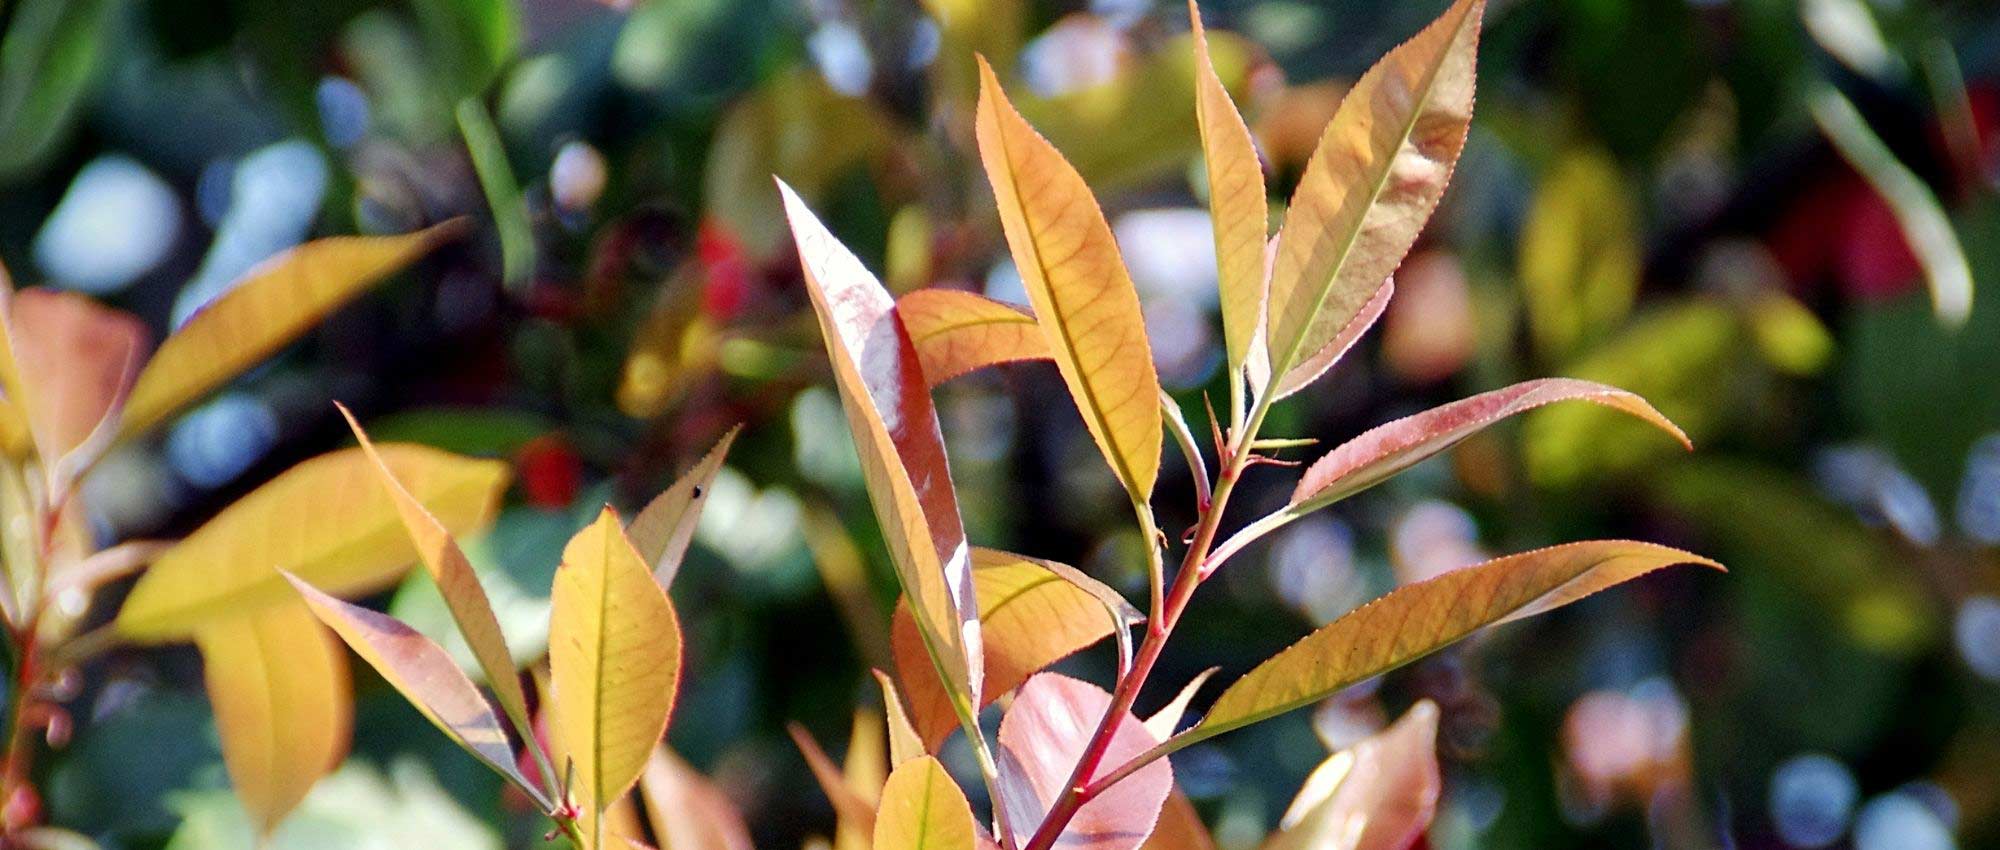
<box><xmin>457</xmin><ymin>98</ymin><xmax>535</xmax><ymax>289</ymax></box>
<box><xmin>0</xmin><ymin>0</ymin><xmax>117</xmax><ymax>179</ymax></box>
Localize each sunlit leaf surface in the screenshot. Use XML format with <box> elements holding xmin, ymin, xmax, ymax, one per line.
<box><xmin>1262</xmin><ymin>701</ymin><xmax>1440</xmax><ymax>850</ymax></box>
<box><xmin>1291</xmin><ymin>378</ymin><xmax>1688</xmax><ymax>515</ymax></box>
<box><xmin>118</xmin><ymin>225</ymin><xmax>455</xmax><ymax>438</ymax></box>
<box><xmin>779</xmin><ymin>181</ymin><xmax>984</xmax><ymax>722</ymax></box>
<box><xmin>117</xmin><ymin>444</ymin><xmax>509</xmax><ymax>641</ymax></box>
<box><xmin>896</xmin><ymin>289</ymin><xmax>1048</xmax><ymax>388</ymax></box>
<box><xmin>195</xmin><ymin>600</ymin><xmax>350</xmax><ymax>836</ymax></box>
<box><xmin>996</xmin><ymin>673</ymin><xmax>1172</xmax><ymax>850</ymax></box>
<box><xmin>1190</xmin><ymin>0</ymin><xmax>1268</xmax><ymax>376</ymax></box>
<box><xmin>548</xmin><ymin>508</ymin><xmax>682</xmax><ymax>817</ymax></box>
<box><xmin>976</xmin><ymin>57</ymin><xmax>1164</xmax><ymax>503</ymax></box>
<box><xmin>1191</xmin><ymin>541</ymin><xmax>1720</xmax><ymax>743</ymax></box>
<box><xmin>894</xmin><ymin>548</ymin><xmax>1127</xmax><ymax>748</ymax></box>
<box><xmin>874</xmin><ymin>756</ymin><xmax>976</xmax><ymax>850</ymax></box>
<box><xmin>1264</xmin><ymin>0</ymin><xmax>1481</xmax><ymax>386</ymax></box>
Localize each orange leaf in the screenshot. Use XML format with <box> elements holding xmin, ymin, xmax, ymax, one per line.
<box><xmin>896</xmin><ymin>288</ymin><xmax>1049</xmax><ymax>388</ymax></box>
<box><xmin>1263</xmin><ymin>0</ymin><xmax>1481</xmax><ymax>389</ymax></box>
<box><xmin>1190</xmin><ymin>0</ymin><xmax>1268</xmax><ymax>376</ymax></box>
<box><xmin>779</xmin><ymin>182</ymin><xmax>984</xmax><ymax>722</ymax></box>
<box><xmin>996</xmin><ymin>673</ymin><xmax>1172</xmax><ymax>850</ymax></box>
<box><xmin>1191</xmin><ymin>541</ymin><xmax>1720</xmax><ymax>744</ymax></box>
<box><xmin>1141</xmin><ymin>789</ymin><xmax>1217</xmax><ymax>850</ymax></box>
<box><xmin>894</xmin><ymin>549</ymin><xmax>1129</xmax><ymax>749</ymax></box>
<box><xmin>195</xmin><ymin>600</ymin><xmax>350</xmax><ymax>836</ymax></box>
<box><xmin>975</xmin><ymin>57</ymin><xmax>1164</xmax><ymax>503</ymax></box>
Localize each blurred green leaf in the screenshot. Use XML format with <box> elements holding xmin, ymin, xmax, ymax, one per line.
<box><xmin>1519</xmin><ymin>148</ymin><xmax>1639</xmax><ymax>361</ymax></box>
<box><xmin>457</xmin><ymin>97</ymin><xmax>535</xmax><ymax>289</ymax></box>
<box><xmin>0</xmin><ymin>0</ymin><xmax>120</xmax><ymax>180</ymax></box>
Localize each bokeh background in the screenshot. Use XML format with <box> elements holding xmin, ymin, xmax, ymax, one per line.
<box><xmin>3</xmin><ymin>0</ymin><xmax>1998</xmax><ymax>847</ymax></box>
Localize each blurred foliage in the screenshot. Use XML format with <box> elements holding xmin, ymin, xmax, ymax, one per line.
<box><xmin>0</xmin><ymin>0</ymin><xmax>1997</xmax><ymax>848</ymax></box>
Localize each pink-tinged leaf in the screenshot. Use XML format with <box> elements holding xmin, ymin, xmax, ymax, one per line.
<box><xmin>638</xmin><ymin>746</ymin><xmax>755</xmax><ymax>850</ymax></box>
<box><xmin>1291</xmin><ymin>378</ymin><xmax>1688</xmax><ymax>514</ymax></box>
<box><xmin>1262</xmin><ymin>0</ymin><xmax>1481</xmax><ymax>387</ymax></box>
<box><xmin>997</xmin><ymin>673</ymin><xmax>1173</xmax><ymax>850</ymax></box>
<box><xmin>897</xmin><ymin>289</ymin><xmax>1050</xmax><ymax>388</ymax></box>
<box><xmin>336</xmin><ymin>404</ymin><xmax>532</xmax><ymax>747</ymax></box>
<box><xmin>1190</xmin><ymin>541</ymin><xmax>1720</xmax><ymax>743</ymax></box>
<box><xmin>975</xmin><ymin>56</ymin><xmax>1165</xmax><ymax>504</ymax></box>
<box><xmin>1269</xmin><ymin>278</ymin><xmax>1392</xmax><ymax>401</ymax></box>
<box><xmin>874</xmin><ymin>756</ymin><xmax>977</xmax><ymax>850</ymax></box>
<box><xmin>895</xmin><ymin>549</ymin><xmax>1129</xmax><ymax>749</ymax></box>
<box><xmin>1263</xmin><ymin>701</ymin><xmax>1440</xmax><ymax>850</ymax></box>
<box><xmin>779</xmin><ymin>181</ymin><xmax>984</xmax><ymax>723</ymax></box>
<box><xmin>1190</xmin><ymin>0</ymin><xmax>1268</xmax><ymax>375</ymax></box>
<box><xmin>4</xmin><ymin>289</ymin><xmax>147</xmax><ymax>466</ymax></box>
<box><xmin>285</xmin><ymin>573</ymin><xmax>550</xmax><ymax>810</ymax></box>
<box><xmin>627</xmin><ymin>425</ymin><xmax>741</xmax><ymax>587</ymax></box>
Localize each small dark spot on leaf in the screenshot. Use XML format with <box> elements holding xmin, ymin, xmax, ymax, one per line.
<box><xmin>691</xmin><ymin>486</ymin><xmax>703</xmax><ymax>498</ymax></box>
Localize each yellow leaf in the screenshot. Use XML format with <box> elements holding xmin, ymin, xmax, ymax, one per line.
<box><xmin>549</xmin><ymin>508</ymin><xmax>683</xmax><ymax>818</ymax></box>
<box><xmin>874</xmin><ymin>670</ymin><xmax>926</xmax><ymax>768</ymax></box>
<box><xmin>118</xmin><ymin>225</ymin><xmax>456</xmax><ymax>439</ymax></box>
<box><xmin>1264</xmin><ymin>0</ymin><xmax>1481</xmax><ymax>388</ymax></box>
<box><xmin>337</xmin><ymin>405</ymin><xmax>531</xmax><ymax>743</ymax></box>
<box><xmin>896</xmin><ymin>289</ymin><xmax>1049</xmax><ymax>388</ymax></box>
<box><xmin>840</xmin><ymin>709</ymin><xmax>887</xmax><ymax>850</ymax></box>
<box><xmin>627</xmin><ymin>425</ymin><xmax>740</xmax><ymax>587</ymax></box>
<box><xmin>778</xmin><ymin>182</ymin><xmax>984</xmax><ymax>722</ymax></box>
<box><xmin>287</xmin><ymin>573</ymin><xmax>551</xmax><ymax>811</ymax></box>
<box><xmin>895</xmin><ymin>548</ymin><xmax>1129</xmax><ymax>750</ymax></box>
<box><xmin>874</xmin><ymin>756</ymin><xmax>976</xmax><ymax>850</ymax></box>
<box><xmin>1190</xmin><ymin>0</ymin><xmax>1268</xmax><ymax>376</ymax></box>
<box><xmin>195</xmin><ymin>599</ymin><xmax>351</xmax><ymax>836</ymax></box>
<box><xmin>1191</xmin><ymin>541</ymin><xmax>1719</xmax><ymax>744</ymax></box>
<box><xmin>975</xmin><ymin>57</ymin><xmax>1164</xmax><ymax>503</ymax></box>
<box><xmin>117</xmin><ymin>444</ymin><xmax>510</xmax><ymax>641</ymax></box>
<box><xmin>637</xmin><ymin>746</ymin><xmax>755</xmax><ymax>850</ymax></box>
<box><xmin>1519</xmin><ymin>149</ymin><xmax>1639</xmax><ymax>361</ymax></box>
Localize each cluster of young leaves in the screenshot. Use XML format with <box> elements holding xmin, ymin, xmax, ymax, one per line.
<box><xmin>0</xmin><ymin>224</ymin><xmax>480</xmax><ymax>842</ymax></box>
<box><xmin>780</xmin><ymin>1</ymin><xmax>1722</xmax><ymax>848</ymax></box>
<box><xmin>286</xmin><ymin>407</ymin><xmax>745</xmax><ymax>850</ymax></box>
